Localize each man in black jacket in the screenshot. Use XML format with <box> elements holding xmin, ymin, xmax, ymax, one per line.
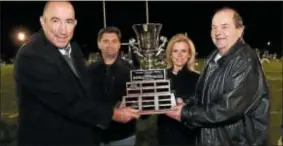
<box><xmin>14</xmin><ymin>2</ymin><xmax>139</xmax><ymax>146</ymax></box>
<box><xmin>88</xmin><ymin>26</ymin><xmax>138</xmax><ymax>146</ymax></box>
<box><xmin>166</xmin><ymin>7</ymin><xmax>269</xmax><ymax>146</ymax></box>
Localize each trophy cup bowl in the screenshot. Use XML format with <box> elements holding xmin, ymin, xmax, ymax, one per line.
<box><xmin>133</xmin><ymin>23</ymin><xmax>162</xmax><ymax>57</ymax></box>
<box><xmin>121</xmin><ymin>23</ymin><xmax>177</xmax><ymax>115</ymax></box>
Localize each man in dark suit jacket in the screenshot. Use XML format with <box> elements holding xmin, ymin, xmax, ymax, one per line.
<box><xmin>13</xmin><ymin>2</ymin><xmax>139</xmax><ymax>146</ymax></box>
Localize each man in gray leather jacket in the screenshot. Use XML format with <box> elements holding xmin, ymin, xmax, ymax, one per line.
<box><xmin>166</xmin><ymin>7</ymin><xmax>269</xmax><ymax>146</ymax></box>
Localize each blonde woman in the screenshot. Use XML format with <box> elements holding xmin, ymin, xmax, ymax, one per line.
<box><xmin>157</xmin><ymin>33</ymin><xmax>200</xmax><ymax>146</ymax></box>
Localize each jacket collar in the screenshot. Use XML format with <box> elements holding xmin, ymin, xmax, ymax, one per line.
<box><xmin>218</xmin><ymin>39</ymin><xmax>246</xmax><ymax>65</ymax></box>
<box><xmin>168</xmin><ymin>65</ymin><xmax>190</xmax><ymax>75</ymax></box>
<box><xmin>38</xmin><ymin>29</ymin><xmax>81</xmax><ymax>58</ymax></box>
<box><xmin>207</xmin><ymin>38</ymin><xmax>247</xmax><ymax>66</ymax></box>
<box><xmin>39</xmin><ymin>29</ymin><xmax>57</xmax><ymax>49</ymax></box>
<box><xmin>103</xmin><ymin>55</ymin><xmax>124</xmax><ymax>65</ymax></box>
<box><xmin>100</xmin><ymin>56</ymin><xmax>123</xmax><ymax>72</ymax></box>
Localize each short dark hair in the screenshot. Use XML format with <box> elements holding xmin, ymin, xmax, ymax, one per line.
<box><xmin>97</xmin><ymin>26</ymin><xmax>122</xmax><ymax>42</ymax></box>
<box><xmin>214</xmin><ymin>6</ymin><xmax>244</xmax><ymax>29</ymax></box>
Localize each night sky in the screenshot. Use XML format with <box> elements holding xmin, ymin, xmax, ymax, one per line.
<box><xmin>1</xmin><ymin>1</ymin><xmax>282</xmax><ymax>59</ymax></box>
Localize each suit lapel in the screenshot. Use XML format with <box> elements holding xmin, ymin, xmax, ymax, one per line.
<box><xmin>39</xmin><ymin>30</ymin><xmax>88</xmax><ymax>94</ymax></box>
<box><xmin>56</xmin><ymin>47</ymin><xmax>81</xmax><ymax>80</ymax></box>
<box><xmin>69</xmin><ymin>42</ymin><xmax>89</xmax><ymax>93</ymax></box>
<box><xmin>61</xmin><ymin>54</ymin><xmax>80</xmax><ymax>78</ymax></box>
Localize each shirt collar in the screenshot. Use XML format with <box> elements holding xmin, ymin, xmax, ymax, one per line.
<box><xmin>58</xmin><ymin>43</ymin><xmax>72</xmax><ymax>57</ymax></box>
<box><xmin>214</xmin><ymin>53</ymin><xmax>222</xmax><ymax>62</ymax></box>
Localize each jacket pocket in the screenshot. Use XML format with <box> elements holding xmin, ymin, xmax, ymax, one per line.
<box><xmin>222</xmin><ymin>121</ymin><xmax>246</xmax><ymax>145</ymax></box>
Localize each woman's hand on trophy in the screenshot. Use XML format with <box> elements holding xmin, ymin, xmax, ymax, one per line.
<box><xmin>119</xmin><ymin>103</ymin><xmax>126</xmax><ymax>108</ymax></box>
<box><xmin>112</xmin><ymin>107</ymin><xmax>140</xmax><ymax>123</ymax></box>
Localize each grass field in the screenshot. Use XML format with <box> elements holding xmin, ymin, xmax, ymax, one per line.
<box><xmin>0</xmin><ymin>59</ymin><xmax>282</xmax><ymax>146</ymax></box>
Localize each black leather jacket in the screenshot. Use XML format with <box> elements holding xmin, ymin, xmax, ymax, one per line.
<box><xmin>180</xmin><ymin>40</ymin><xmax>270</xmax><ymax>146</ymax></box>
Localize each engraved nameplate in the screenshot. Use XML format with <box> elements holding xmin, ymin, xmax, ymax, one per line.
<box><xmin>130</xmin><ymin>69</ymin><xmax>166</xmax><ymax>81</ymax></box>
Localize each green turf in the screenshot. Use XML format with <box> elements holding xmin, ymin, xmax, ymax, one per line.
<box><xmin>0</xmin><ymin>59</ymin><xmax>282</xmax><ymax>146</ymax></box>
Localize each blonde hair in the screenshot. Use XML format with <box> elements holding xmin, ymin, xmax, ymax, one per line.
<box><xmin>165</xmin><ymin>33</ymin><xmax>197</xmax><ymax>72</ymax></box>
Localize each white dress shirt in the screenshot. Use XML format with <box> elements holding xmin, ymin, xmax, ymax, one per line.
<box><xmin>58</xmin><ymin>43</ymin><xmax>72</xmax><ymax>58</ymax></box>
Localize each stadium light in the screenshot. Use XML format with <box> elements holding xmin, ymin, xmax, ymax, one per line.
<box><xmin>267</xmin><ymin>41</ymin><xmax>271</xmax><ymax>46</ymax></box>
<box><xmin>10</xmin><ymin>26</ymin><xmax>31</xmax><ymax>47</ymax></box>
<box><xmin>17</xmin><ymin>32</ymin><xmax>26</xmax><ymax>42</ymax></box>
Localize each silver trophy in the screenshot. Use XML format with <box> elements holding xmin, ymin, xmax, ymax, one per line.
<box><xmin>121</xmin><ymin>23</ymin><xmax>177</xmax><ymax>115</ymax></box>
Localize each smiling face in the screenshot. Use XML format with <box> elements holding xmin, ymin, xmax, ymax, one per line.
<box><xmin>98</xmin><ymin>32</ymin><xmax>121</xmax><ymax>58</ymax></box>
<box><xmin>211</xmin><ymin>9</ymin><xmax>244</xmax><ymax>55</ymax></box>
<box><xmin>171</xmin><ymin>41</ymin><xmax>191</xmax><ymax>68</ymax></box>
<box><xmin>40</xmin><ymin>2</ymin><xmax>77</xmax><ymax>48</ymax></box>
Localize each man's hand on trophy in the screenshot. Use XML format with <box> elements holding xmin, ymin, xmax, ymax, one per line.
<box><xmin>176</xmin><ymin>98</ymin><xmax>184</xmax><ymax>105</ymax></box>
<box><xmin>112</xmin><ymin>107</ymin><xmax>140</xmax><ymax>123</ymax></box>
<box><xmin>165</xmin><ymin>103</ymin><xmax>184</xmax><ymax>122</ymax></box>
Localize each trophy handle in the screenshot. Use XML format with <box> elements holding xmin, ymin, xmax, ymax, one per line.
<box><xmin>155</xmin><ymin>36</ymin><xmax>167</xmax><ymax>57</ymax></box>
<box><xmin>129</xmin><ymin>38</ymin><xmax>144</xmax><ymax>58</ymax></box>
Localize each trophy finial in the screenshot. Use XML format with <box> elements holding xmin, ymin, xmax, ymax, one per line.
<box><xmin>143</xmin><ymin>24</ymin><xmax>148</xmax><ymax>32</ymax></box>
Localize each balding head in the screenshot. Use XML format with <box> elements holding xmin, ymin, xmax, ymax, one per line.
<box><xmin>214</xmin><ymin>7</ymin><xmax>244</xmax><ymax>29</ymax></box>
<box><xmin>40</xmin><ymin>1</ymin><xmax>77</xmax><ymax>48</ymax></box>
<box><xmin>42</xmin><ymin>1</ymin><xmax>75</xmax><ymax>19</ymax></box>
<box><xmin>211</xmin><ymin>7</ymin><xmax>244</xmax><ymax>55</ymax></box>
